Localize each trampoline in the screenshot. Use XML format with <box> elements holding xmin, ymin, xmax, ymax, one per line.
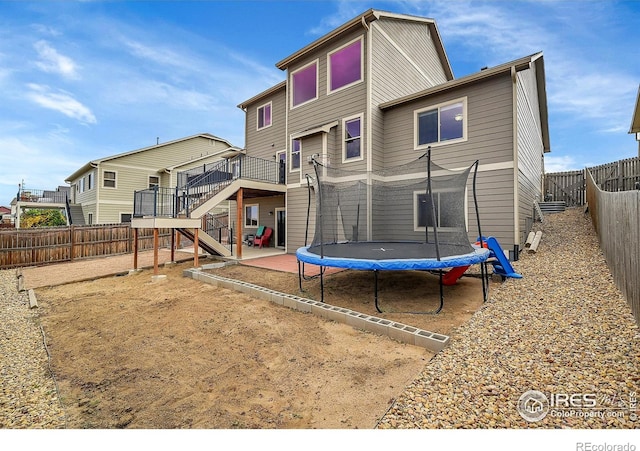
<box><xmin>296</xmin><ymin>147</ymin><xmax>490</xmax><ymax>314</ymax></box>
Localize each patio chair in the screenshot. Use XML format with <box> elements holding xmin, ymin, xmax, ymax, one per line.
<box><xmin>254</xmin><ymin>227</ymin><xmax>273</xmax><ymax>248</ymax></box>
<box><xmin>248</xmin><ymin>226</ymin><xmax>265</xmax><ymax>246</ymax></box>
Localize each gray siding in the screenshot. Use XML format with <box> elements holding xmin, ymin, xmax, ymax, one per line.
<box><xmin>286</xmin><ymin>186</ymin><xmax>315</xmax><ymax>253</ymax></box>
<box><xmin>370</xmin><ymin>19</ymin><xmax>449</xmax><ymax>171</ymax></box>
<box><xmin>287</xmin><ymin>28</ymin><xmax>368</xmax><ymax>173</ymax></box>
<box><xmin>243</xmin><ymin>86</ymin><xmax>287</xmax><ymax>160</ymax></box>
<box><xmin>516</xmin><ymin>66</ymin><xmax>545</xmax><ymax>247</ymax></box>
<box><xmin>382</xmin><ymin>73</ymin><xmax>515</xmax><ymax>169</ymax></box>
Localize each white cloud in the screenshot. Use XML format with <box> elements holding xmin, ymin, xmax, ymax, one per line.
<box><xmin>544</xmin><ymin>155</ymin><xmax>579</xmax><ymax>173</ymax></box>
<box><xmin>26</xmin><ymin>84</ymin><xmax>96</xmax><ymax>124</ymax></box>
<box><xmin>34</xmin><ymin>40</ymin><xmax>79</xmax><ymax>79</ymax></box>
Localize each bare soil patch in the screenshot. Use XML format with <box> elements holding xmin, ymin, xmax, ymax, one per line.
<box><xmin>207</xmin><ymin>262</ymin><xmax>485</xmax><ymax>335</ymax></box>
<box><xmin>35</xmin><ymin>260</ymin><xmax>484</xmax><ymax>429</ymax></box>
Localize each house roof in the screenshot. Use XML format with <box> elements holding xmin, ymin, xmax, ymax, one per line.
<box><xmin>65</xmin><ymin>133</ymin><xmax>234</xmax><ymax>182</ymax></box>
<box><xmin>160</xmin><ymin>146</ymin><xmax>245</xmax><ymax>173</ymax></box>
<box><xmin>275</xmin><ymin>9</ymin><xmax>453</xmax><ymax>81</ymax></box>
<box><xmin>630</xmin><ymin>84</ymin><xmax>640</xmax><ymax>134</ymax></box>
<box><xmin>380</xmin><ymin>52</ymin><xmax>551</xmax><ymax>153</ymax></box>
<box><xmin>237</xmin><ymin>80</ymin><xmax>286</xmax><ymax>110</ymax></box>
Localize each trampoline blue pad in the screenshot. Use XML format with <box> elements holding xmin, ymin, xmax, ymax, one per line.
<box><xmin>296</xmin><ymin>241</ymin><xmax>490</xmax><ymax>271</ymax></box>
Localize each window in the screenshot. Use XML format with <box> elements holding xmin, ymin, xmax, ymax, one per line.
<box><xmin>415</xmin><ymin>98</ymin><xmax>467</xmax><ymax>148</ymax></box>
<box><xmin>87</xmin><ymin>213</ymin><xmax>93</xmax><ymax>225</ymax></box>
<box><xmin>148</xmin><ymin>176</ymin><xmax>159</xmax><ymax>189</ymax></box>
<box><xmin>77</xmin><ymin>177</ymin><xmax>85</xmax><ymax>194</ymax></box>
<box><xmin>257</xmin><ymin>102</ymin><xmax>272</xmax><ymax>129</ymax></box>
<box><xmin>245</xmin><ymin>204</ymin><xmax>258</xmax><ymax>228</ymax></box>
<box><xmin>291</xmin><ymin>60</ymin><xmax>317</xmax><ymax>108</ymax></box>
<box><xmin>87</xmin><ymin>172</ymin><xmax>94</xmax><ymax>190</ymax></box>
<box><xmin>120</xmin><ymin>213</ymin><xmax>132</xmax><ymax>223</ymax></box>
<box><xmin>343</xmin><ymin>115</ymin><xmax>362</xmax><ymax>161</ymax></box>
<box><xmin>103</xmin><ymin>171</ymin><xmax>116</xmax><ymax>188</ymax></box>
<box><xmin>414</xmin><ymin>190</ymin><xmax>466</xmax><ymax>231</ymax></box>
<box><xmin>291</xmin><ymin>139</ymin><xmax>301</xmax><ymax>170</ymax></box>
<box><xmin>328</xmin><ymin>38</ymin><xmax>362</xmax><ymax>93</ymax></box>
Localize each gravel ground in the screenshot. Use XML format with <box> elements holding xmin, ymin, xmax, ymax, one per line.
<box><xmin>0</xmin><ymin>271</ymin><xmax>66</xmax><ymax>428</ymax></box>
<box><xmin>1</xmin><ymin>207</ymin><xmax>638</xmax><ymax>429</ymax></box>
<box><xmin>378</xmin><ymin>208</ymin><xmax>640</xmax><ymax>428</ymax></box>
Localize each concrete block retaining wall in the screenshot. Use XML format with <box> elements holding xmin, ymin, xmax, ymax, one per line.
<box><xmin>183</xmin><ymin>268</ymin><xmax>450</xmax><ymax>353</ymax></box>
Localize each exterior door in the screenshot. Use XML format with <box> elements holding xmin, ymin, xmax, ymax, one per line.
<box><xmin>275</xmin><ymin>207</ymin><xmax>286</xmax><ymax>248</ymax></box>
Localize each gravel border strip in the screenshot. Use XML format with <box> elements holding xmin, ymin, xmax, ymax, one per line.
<box><xmin>378</xmin><ymin>208</ymin><xmax>640</xmax><ymax>428</ymax></box>
<box><xmin>0</xmin><ymin>270</ymin><xmax>66</xmax><ymax>428</ymax></box>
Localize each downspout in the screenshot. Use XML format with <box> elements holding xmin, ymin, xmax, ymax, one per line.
<box><xmin>365</xmin><ymin>18</ymin><xmax>373</xmax><ymax>241</ymax></box>
<box><xmin>511</xmin><ymin>66</ymin><xmax>520</xmax><ymax>259</ymax></box>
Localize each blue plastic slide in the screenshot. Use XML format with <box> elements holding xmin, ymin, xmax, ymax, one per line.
<box><xmin>478</xmin><ymin>236</ymin><xmax>523</xmax><ymax>279</ymax></box>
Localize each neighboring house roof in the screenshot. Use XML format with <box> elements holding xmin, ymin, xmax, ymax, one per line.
<box><xmin>630</xmin><ymin>84</ymin><xmax>640</xmax><ymax>134</ymax></box>
<box><xmin>275</xmin><ymin>9</ymin><xmax>454</xmax><ymax>81</ymax></box>
<box><xmin>237</xmin><ymin>80</ymin><xmax>286</xmax><ymax>110</ymax></box>
<box><xmin>0</xmin><ymin>206</ymin><xmax>10</xmax><ymax>215</ymax></box>
<box><xmin>65</xmin><ymin>133</ymin><xmax>234</xmax><ymax>182</ymax></box>
<box><xmin>380</xmin><ymin>52</ymin><xmax>551</xmax><ymax>153</ymax></box>
<box><xmin>160</xmin><ymin>146</ymin><xmax>245</xmax><ymax>173</ymax></box>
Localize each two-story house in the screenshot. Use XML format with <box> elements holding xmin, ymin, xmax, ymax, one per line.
<box><xmin>132</xmin><ymin>9</ymin><xmax>550</xmax><ymax>262</ymax></box>
<box><xmin>66</xmin><ymin>133</ymin><xmax>240</xmax><ymax>225</ymax></box>
<box><xmin>236</xmin><ymin>9</ymin><xmax>549</xmax><ymax>259</ymax></box>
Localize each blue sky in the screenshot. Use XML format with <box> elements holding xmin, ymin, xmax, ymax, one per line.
<box><xmin>1</xmin><ymin>0</ymin><xmax>639</xmax><ymax>206</ymax></box>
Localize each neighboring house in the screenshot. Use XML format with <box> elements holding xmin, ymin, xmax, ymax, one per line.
<box><xmin>133</xmin><ymin>9</ymin><xmax>550</xmax><ymax>260</ymax></box>
<box><xmin>0</xmin><ymin>206</ymin><xmax>10</xmax><ymax>225</ymax></box>
<box><xmin>630</xmin><ymin>84</ymin><xmax>640</xmax><ymax>156</ymax></box>
<box><xmin>66</xmin><ymin>133</ymin><xmax>240</xmax><ymax>225</ymax></box>
<box><xmin>12</xmin><ymin>185</ymin><xmax>71</xmax><ymax>228</ymax></box>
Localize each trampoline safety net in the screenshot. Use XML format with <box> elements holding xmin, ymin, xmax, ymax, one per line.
<box><xmin>305</xmin><ymin>150</ymin><xmax>481</xmax><ymax>261</ymax></box>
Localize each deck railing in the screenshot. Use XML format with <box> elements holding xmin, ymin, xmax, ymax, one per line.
<box><xmin>17</xmin><ymin>188</ymin><xmax>69</xmax><ymax>204</ymax></box>
<box><xmin>133</xmin><ymin>154</ymin><xmax>285</xmax><ymax>218</ymax></box>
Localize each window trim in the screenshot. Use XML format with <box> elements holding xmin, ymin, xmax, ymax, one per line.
<box><xmin>290</xmin><ymin>59</ymin><xmax>318</xmax><ymax>109</ymax></box>
<box><xmin>327</xmin><ymin>36</ymin><xmax>364</xmax><ymax>95</ymax></box>
<box><xmin>256</xmin><ymin>101</ymin><xmax>272</xmax><ymax>130</ymax></box>
<box><xmin>290</xmin><ymin>138</ymin><xmax>301</xmax><ymax>173</ymax></box>
<box><xmin>148</xmin><ymin>175</ymin><xmax>160</xmax><ymax>189</ymax></box>
<box><xmin>103</xmin><ymin>170</ymin><xmax>117</xmax><ymax>189</ymax></box>
<box><xmin>342</xmin><ymin>113</ymin><xmax>364</xmax><ymax>163</ymax></box>
<box><xmin>414</xmin><ymin>97</ymin><xmax>468</xmax><ymax>149</ymax></box>
<box><xmin>244</xmin><ymin>204</ymin><xmax>259</xmax><ymax>229</ymax></box>
<box><xmin>86</xmin><ymin>172</ymin><xmax>94</xmax><ymax>191</ymax></box>
<box><xmin>413</xmin><ymin>188</ymin><xmax>468</xmax><ymax>232</ymax></box>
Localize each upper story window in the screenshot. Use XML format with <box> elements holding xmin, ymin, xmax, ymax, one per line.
<box><xmin>290</xmin><ymin>138</ymin><xmax>301</xmax><ymax>171</ymax></box>
<box><xmin>415</xmin><ymin>98</ymin><xmax>467</xmax><ymax>148</ymax></box>
<box><xmin>343</xmin><ymin>114</ymin><xmax>362</xmax><ymax>162</ymax></box>
<box><xmin>328</xmin><ymin>38</ymin><xmax>363</xmax><ymax>93</ymax></box>
<box><xmin>148</xmin><ymin>176</ymin><xmax>159</xmax><ymax>189</ymax></box>
<box><xmin>103</xmin><ymin>170</ymin><xmax>116</xmax><ymax>188</ymax></box>
<box><xmin>257</xmin><ymin>102</ymin><xmax>272</xmax><ymax>130</ymax></box>
<box><xmin>291</xmin><ymin>60</ymin><xmax>318</xmax><ymax>108</ymax></box>
<box><xmin>77</xmin><ymin>172</ymin><xmax>94</xmax><ymax>194</ymax></box>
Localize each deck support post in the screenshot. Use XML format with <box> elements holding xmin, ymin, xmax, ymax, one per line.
<box><xmin>236</xmin><ymin>188</ymin><xmax>244</xmax><ymax>260</ymax></box>
<box><xmin>133</xmin><ymin>227</ymin><xmax>139</xmax><ymax>270</ymax></box>
<box><xmin>193</xmin><ymin>228</ymin><xmax>199</xmax><ymax>267</ymax></box>
<box><xmin>153</xmin><ymin>228</ymin><xmax>159</xmax><ymax>276</ymax></box>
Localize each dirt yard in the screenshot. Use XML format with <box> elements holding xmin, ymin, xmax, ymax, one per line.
<box><xmin>35</xmin><ymin>260</ymin><xmax>485</xmax><ymax>429</ymax></box>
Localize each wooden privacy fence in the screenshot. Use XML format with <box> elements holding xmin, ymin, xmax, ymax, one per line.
<box><xmin>546</xmin><ymin>156</ymin><xmax>640</xmax><ymax>207</ymax></box>
<box><xmin>586</xmin><ymin>168</ymin><xmax>640</xmax><ymax>326</ymax></box>
<box><xmin>0</xmin><ymin>224</ymin><xmax>175</xmax><ymax>269</ymax></box>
